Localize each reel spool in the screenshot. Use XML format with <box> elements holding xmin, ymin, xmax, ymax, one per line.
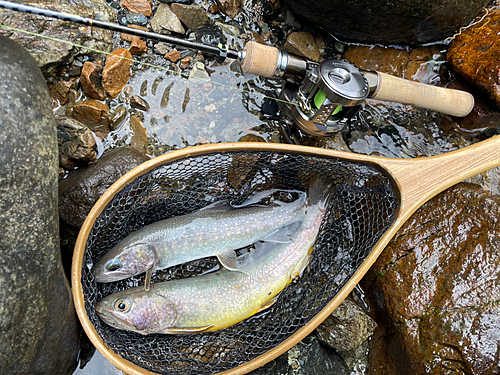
<box><xmin>278</xmin><ymin>59</ymin><xmax>370</xmax><ymax>138</ymax></box>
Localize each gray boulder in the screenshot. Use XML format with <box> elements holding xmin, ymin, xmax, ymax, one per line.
<box><xmin>0</xmin><ymin>35</ymin><xmax>80</xmax><ymax>374</ymax></box>
<box><xmin>283</xmin><ymin>0</ymin><xmax>489</xmax><ymax>45</ymax></box>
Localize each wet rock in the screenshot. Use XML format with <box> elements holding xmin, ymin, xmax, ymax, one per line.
<box><xmin>151</xmin><ymin>4</ymin><xmax>186</xmax><ymax>35</ymax></box>
<box><xmin>80</xmin><ymin>61</ymin><xmax>106</xmax><ymax>100</ymax></box>
<box><xmin>282</xmin><ymin>0</ymin><xmax>489</xmax><ymax>45</ymax></box>
<box><xmin>215</xmin><ymin>0</ymin><xmax>243</xmax><ymax>19</ymax></box>
<box><xmin>129</xmin><ymin>37</ymin><xmax>148</xmax><ymax>56</ymax></box>
<box><xmin>71</xmin><ymin>99</ymin><xmax>110</xmax><ymax>135</ymax></box>
<box><xmin>0</xmin><ymin>34</ymin><xmax>79</xmax><ymax>375</ymax></box>
<box><xmin>249</xmin><ymin>335</ymin><xmax>350</xmax><ymax>375</ymax></box>
<box><xmin>189</xmin><ymin>61</ymin><xmax>210</xmax><ymax>80</ymax></box>
<box><xmin>130</xmin><ymin>95</ymin><xmax>150</xmax><ymax>111</ymax></box>
<box><xmin>195</xmin><ymin>24</ymin><xmax>226</xmax><ymax>47</ymax></box>
<box><xmin>130</xmin><ymin>115</ymin><xmax>149</xmax><ymax>150</ymax></box>
<box><xmin>109</xmin><ymin>105</ymin><xmax>128</xmax><ymax>130</ymax></box>
<box><xmin>120</xmin><ymin>0</ymin><xmax>152</xmax><ymax>17</ymax></box>
<box><xmin>0</xmin><ymin>0</ymin><xmax>114</xmax><ymax>67</ymax></box>
<box><xmin>284</xmin><ymin>32</ymin><xmax>320</xmax><ymax>62</ymax></box>
<box><xmin>362</xmin><ymin>182</ymin><xmax>500</xmax><ymax>374</ymax></box>
<box><xmin>126</xmin><ymin>11</ymin><xmax>149</xmax><ymax>26</ymax></box>
<box><xmin>316</xmin><ymin>297</ymin><xmax>376</xmax><ymax>372</ymax></box>
<box><xmin>344</xmin><ymin>45</ymin><xmax>444</xmax><ymax>82</ymax></box>
<box><xmin>49</xmin><ymin>80</ymin><xmax>75</xmax><ymax>105</ymax></box>
<box><xmin>439</xmin><ymin>79</ymin><xmax>500</xmax><ymax>139</ymax></box>
<box><xmin>180</xmin><ymin>56</ymin><xmax>192</xmax><ymax>69</ymax></box>
<box><xmin>102</xmin><ymin>48</ymin><xmax>133</xmax><ymax>98</ymax></box>
<box><xmin>165</xmin><ymin>49</ymin><xmax>181</xmax><ymax>62</ymax></box>
<box><xmin>59</xmin><ymin>147</ymin><xmax>150</xmax><ymax>229</ymax></box>
<box><xmin>300</xmin><ymin>133</ymin><xmax>351</xmax><ymax>152</ymax></box>
<box><xmin>238</xmin><ymin>134</ymin><xmax>266</xmax><ymax>142</ymax></box>
<box><xmin>155</xmin><ymin>42</ymin><xmax>171</xmax><ymax>56</ymax></box>
<box><xmin>216</xmin><ymin>21</ymin><xmax>241</xmax><ymax>37</ymax></box>
<box><xmin>56</xmin><ymin>116</ymin><xmax>97</xmax><ymax>169</ymax></box>
<box><xmin>171</xmin><ymin>3</ymin><xmax>211</xmax><ymax>31</ymax></box>
<box><xmin>316</xmin><ymin>298</ymin><xmax>377</xmax><ymax>352</ymax></box>
<box><xmin>447</xmin><ymin>9</ymin><xmax>500</xmax><ymax>109</ymax></box>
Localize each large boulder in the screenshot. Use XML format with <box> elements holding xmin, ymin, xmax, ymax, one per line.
<box><xmin>0</xmin><ymin>35</ymin><xmax>79</xmax><ymax>374</ymax></box>
<box><xmin>283</xmin><ymin>0</ymin><xmax>489</xmax><ymax>45</ymax></box>
<box><xmin>362</xmin><ymin>183</ymin><xmax>500</xmax><ymax>374</ymax></box>
<box><xmin>447</xmin><ymin>9</ymin><xmax>500</xmax><ymax>110</ymax></box>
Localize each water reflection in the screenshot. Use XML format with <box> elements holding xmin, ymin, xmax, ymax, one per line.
<box><xmin>102</xmin><ymin>59</ymin><xmax>282</xmax><ymax>156</ymax></box>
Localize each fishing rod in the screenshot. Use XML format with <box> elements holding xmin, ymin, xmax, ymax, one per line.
<box><xmin>0</xmin><ymin>0</ymin><xmax>475</xmax><ymax>142</ymax></box>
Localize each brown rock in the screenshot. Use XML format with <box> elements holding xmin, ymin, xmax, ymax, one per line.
<box><xmin>238</xmin><ymin>134</ymin><xmax>266</xmax><ymax>142</ymax></box>
<box><xmin>121</xmin><ymin>25</ymin><xmax>149</xmax><ymax>42</ymax></box>
<box><xmin>180</xmin><ymin>56</ymin><xmax>191</xmax><ymax>69</ymax></box>
<box><xmin>102</xmin><ymin>48</ymin><xmax>133</xmax><ymax>98</ymax></box>
<box><xmin>344</xmin><ymin>45</ymin><xmax>445</xmax><ymax>83</ymax></box>
<box><xmin>129</xmin><ymin>37</ymin><xmax>147</xmax><ymax>56</ymax></box>
<box><xmin>49</xmin><ymin>80</ymin><xmax>74</xmax><ymax>105</ymax></box>
<box><xmin>71</xmin><ymin>99</ymin><xmax>110</xmax><ymax>134</ymax></box>
<box><xmin>171</xmin><ymin>3</ymin><xmax>211</xmax><ymax>31</ymax></box>
<box><xmin>164</xmin><ymin>50</ymin><xmax>181</xmax><ymax>63</ymax></box>
<box><xmin>59</xmin><ymin>147</ymin><xmax>150</xmax><ymax>228</ymax></box>
<box><xmin>284</xmin><ymin>32</ymin><xmax>320</xmax><ymax>62</ymax></box>
<box><xmin>120</xmin><ymin>0</ymin><xmax>152</xmax><ymax>17</ymax></box>
<box><xmin>448</xmin><ymin>9</ymin><xmax>500</xmax><ymax>109</ymax></box>
<box><xmin>215</xmin><ymin>0</ymin><xmax>242</xmax><ymax>19</ymax></box>
<box><xmin>344</xmin><ymin>46</ymin><xmax>410</xmax><ymax>79</ymax></box>
<box><xmin>130</xmin><ymin>95</ymin><xmax>150</xmax><ymax>111</ymax></box>
<box><xmin>130</xmin><ymin>115</ymin><xmax>148</xmax><ymax>150</ymax></box>
<box><xmin>80</xmin><ymin>61</ymin><xmax>105</xmax><ymax>100</ymax></box>
<box><xmin>439</xmin><ymin>78</ymin><xmax>500</xmax><ymax>138</ymax></box>
<box><xmin>362</xmin><ymin>183</ymin><xmax>500</xmax><ymax>374</ymax></box>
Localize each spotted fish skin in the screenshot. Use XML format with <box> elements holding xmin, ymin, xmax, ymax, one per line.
<box><xmin>95</xmin><ymin>177</ymin><xmax>332</xmax><ymax>335</ymax></box>
<box><xmin>94</xmin><ymin>193</ymin><xmax>307</xmax><ymax>283</ymax></box>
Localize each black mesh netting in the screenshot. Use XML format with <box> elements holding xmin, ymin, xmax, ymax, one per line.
<box><xmin>81</xmin><ymin>150</ymin><xmax>398</xmax><ymax>374</ymax></box>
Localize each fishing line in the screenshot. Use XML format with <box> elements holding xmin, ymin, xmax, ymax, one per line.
<box><xmin>0</xmin><ymin>23</ymin><xmax>298</xmax><ymax>107</ymax></box>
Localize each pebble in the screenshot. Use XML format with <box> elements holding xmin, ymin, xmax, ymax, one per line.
<box><xmin>120</xmin><ymin>0</ymin><xmax>152</xmax><ymax>17</ymax></box>
<box><xmin>151</xmin><ymin>3</ymin><xmax>186</xmax><ymax>35</ymax></box>
<box><xmin>80</xmin><ymin>61</ymin><xmax>105</xmax><ymax>100</ymax></box>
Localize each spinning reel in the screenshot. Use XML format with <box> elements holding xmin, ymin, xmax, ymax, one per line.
<box><xmin>240</xmin><ymin>41</ymin><xmax>474</xmax><ymax>144</ymax></box>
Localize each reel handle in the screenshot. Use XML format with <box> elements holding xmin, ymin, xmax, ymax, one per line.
<box><xmin>366</xmin><ymin>71</ymin><xmax>474</xmax><ymax>117</ymax></box>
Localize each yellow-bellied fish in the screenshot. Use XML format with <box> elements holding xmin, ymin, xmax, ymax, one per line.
<box><xmin>95</xmin><ymin>177</ymin><xmax>332</xmax><ymax>335</ymax></box>
<box><xmin>94</xmin><ymin>191</ymin><xmax>307</xmax><ymax>288</ymax></box>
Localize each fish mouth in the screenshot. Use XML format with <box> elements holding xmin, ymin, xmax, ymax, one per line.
<box><xmin>96</xmin><ymin>302</ymin><xmax>133</xmax><ymax>330</ymax></box>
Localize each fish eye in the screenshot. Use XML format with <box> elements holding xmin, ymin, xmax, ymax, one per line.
<box><xmin>105</xmin><ymin>260</ymin><xmax>121</xmax><ymax>272</ymax></box>
<box><xmin>114</xmin><ymin>297</ymin><xmax>131</xmax><ymax>312</ymax></box>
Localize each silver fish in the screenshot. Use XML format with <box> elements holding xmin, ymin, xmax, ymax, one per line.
<box><xmin>95</xmin><ymin>177</ymin><xmax>332</xmax><ymax>335</ymax></box>
<box><xmin>94</xmin><ymin>191</ymin><xmax>307</xmax><ymax>288</ymax></box>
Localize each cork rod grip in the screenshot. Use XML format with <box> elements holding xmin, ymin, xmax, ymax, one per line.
<box><xmin>240</xmin><ymin>41</ymin><xmax>280</xmax><ymax>78</ymax></box>
<box><xmin>371</xmin><ymin>71</ymin><xmax>474</xmax><ymax>117</ymax></box>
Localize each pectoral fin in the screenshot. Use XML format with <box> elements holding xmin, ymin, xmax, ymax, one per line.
<box><xmin>217</xmin><ymin>249</ymin><xmax>238</xmax><ymax>271</ymax></box>
<box><xmin>144</xmin><ymin>266</ymin><xmax>153</xmax><ymax>291</ymax></box>
<box><xmin>257</xmin><ymin>297</ymin><xmax>277</xmax><ymax>313</ymax></box>
<box><xmin>261</xmin><ymin>221</ymin><xmax>301</xmax><ymax>244</ymax></box>
<box><xmin>166</xmin><ymin>325</ymin><xmax>214</xmax><ymax>334</ymax></box>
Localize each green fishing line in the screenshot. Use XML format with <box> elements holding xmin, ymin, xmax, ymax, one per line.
<box><xmin>0</xmin><ymin>23</ymin><xmax>298</xmax><ymax>107</ymax></box>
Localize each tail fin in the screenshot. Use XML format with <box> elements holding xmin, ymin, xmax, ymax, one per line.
<box><xmin>307</xmin><ymin>176</ymin><xmax>334</xmax><ymax>210</ymax></box>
